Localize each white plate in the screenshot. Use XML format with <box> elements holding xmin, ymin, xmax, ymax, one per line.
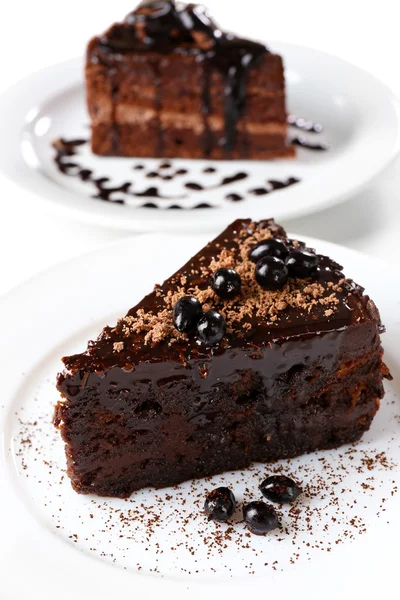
<box><xmin>0</xmin><ymin>43</ymin><xmax>400</xmax><ymax>232</ymax></box>
<box><xmin>0</xmin><ymin>233</ymin><xmax>399</xmax><ymax>600</ymax></box>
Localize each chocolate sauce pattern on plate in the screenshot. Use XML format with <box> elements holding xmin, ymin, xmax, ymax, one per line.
<box><xmin>53</xmin><ymin>107</ymin><xmax>329</xmax><ymax>206</ymax></box>
<box><xmin>292</xmin><ymin>136</ymin><xmax>329</xmax><ymax>151</ymax></box>
<box><xmin>52</xmin><ymin>137</ymin><xmax>306</xmax><ymax>207</ymax></box>
<box><xmin>247</xmin><ymin>177</ymin><xmax>300</xmax><ymax>197</ymax></box>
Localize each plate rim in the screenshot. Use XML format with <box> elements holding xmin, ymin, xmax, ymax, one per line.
<box><xmin>0</xmin><ymin>232</ymin><xmax>399</xmax><ymax>599</ymax></box>
<box><xmin>0</xmin><ymin>43</ymin><xmax>400</xmax><ymax>232</ymax></box>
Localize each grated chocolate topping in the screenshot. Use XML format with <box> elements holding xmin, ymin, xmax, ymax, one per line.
<box><xmin>116</xmin><ymin>221</ymin><xmax>347</xmax><ymax>349</ymax></box>
<box><xmin>60</xmin><ymin>219</ymin><xmax>382</xmax><ymax>374</ymax></box>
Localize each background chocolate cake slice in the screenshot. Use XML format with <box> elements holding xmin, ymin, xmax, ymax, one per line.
<box><xmin>54</xmin><ymin>219</ymin><xmax>389</xmax><ymax>498</ymax></box>
<box><xmin>86</xmin><ymin>0</ymin><xmax>294</xmax><ymax>159</ymax></box>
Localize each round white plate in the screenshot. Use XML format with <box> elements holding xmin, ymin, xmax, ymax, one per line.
<box><xmin>0</xmin><ymin>233</ymin><xmax>399</xmax><ymax>600</ymax></box>
<box><xmin>0</xmin><ymin>43</ymin><xmax>400</xmax><ymax>233</ymax></box>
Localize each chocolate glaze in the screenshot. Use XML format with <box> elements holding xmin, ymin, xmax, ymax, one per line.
<box><xmin>55</xmin><ymin>219</ymin><xmax>386</xmax><ymax>497</ymax></box>
<box><xmin>95</xmin><ymin>0</ymin><xmax>269</xmax><ymax>154</ymax></box>
<box><xmin>59</xmin><ymin>219</ymin><xmax>382</xmax><ymax>380</ymax></box>
<box><xmin>109</xmin><ymin>69</ymin><xmax>119</xmax><ymax>154</ymax></box>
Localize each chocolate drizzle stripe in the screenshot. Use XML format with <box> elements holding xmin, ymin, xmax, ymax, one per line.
<box><xmin>110</xmin><ymin>68</ymin><xmax>119</xmax><ymax>154</ymax></box>
<box><xmin>153</xmin><ymin>61</ymin><xmax>163</xmax><ymax>157</ymax></box>
<box><xmin>292</xmin><ymin>136</ymin><xmax>328</xmax><ymax>151</ymax></box>
<box><xmin>201</xmin><ymin>60</ymin><xmax>212</xmax><ymax>157</ymax></box>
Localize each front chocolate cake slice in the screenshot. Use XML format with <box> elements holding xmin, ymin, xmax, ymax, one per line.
<box><xmin>55</xmin><ymin>220</ymin><xmax>389</xmax><ymax>498</ymax></box>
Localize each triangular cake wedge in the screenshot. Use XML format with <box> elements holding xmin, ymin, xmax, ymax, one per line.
<box><xmin>55</xmin><ymin>219</ymin><xmax>389</xmax><ymax>497</ymax></box>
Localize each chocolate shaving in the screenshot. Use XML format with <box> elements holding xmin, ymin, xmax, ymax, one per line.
<box><xmin>119</xmin><ymin>222</ymin><xmax>347</xmax><ymax>347</ymax></box>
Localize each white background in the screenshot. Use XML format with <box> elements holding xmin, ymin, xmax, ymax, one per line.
<box><xmin>0</xmin><ymin>0</ymin><xmax>399</xmax><ymax>296</ymax></box>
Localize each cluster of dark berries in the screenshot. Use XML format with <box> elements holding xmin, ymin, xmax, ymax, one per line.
<box><xmin>172</xmin><ymin>268</ymin><xmax>242</xmax><ymax>346</ymax></box>
<box><xmin>173</xmin><ymin>296</ymin><xmax>226</xmax><ymax>346</ymax></box>
<box><xmin>172</xmin><ymin>237</ymin><xmax>318</xmax><ymax>344</ymax></box>
<box><xmin>249</xmin><ymin>238</ymin><xmax>319</xmax><ymax>291</ymax></box>
<box><xmin>204</xmin><ymin>475</ymin><xmax>302</xmax><ymax>535</ymax></box>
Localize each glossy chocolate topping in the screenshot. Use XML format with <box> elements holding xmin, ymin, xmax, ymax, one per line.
<box><xmin>59</xmin><ymin>220</ymin><xmax>381</xmax><ymax>390</ymax></box>
<box><xmin>92</xmin><ymin>0</ymin><xmax>269</xmax><ymax>153</ymax></box>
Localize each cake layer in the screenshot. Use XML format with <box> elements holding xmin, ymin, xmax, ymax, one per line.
<box><xmin>55</xmin><ymin>350</ymin><xmax>384</xmax><ymax>497</ymax></box>
<box><xmin>91</xmin><ymin>123</ymin><xmax>293</xmax><ymax>158</ymax></box>
<box><xmin>87</xmin><ymin>47</ymin><xmax>285</xmax><ymax>94</ymax></box>
<box><xmin>88</xmin><ymin>91</ymin><xmax>286</xmax><ymax>126</ymax></box>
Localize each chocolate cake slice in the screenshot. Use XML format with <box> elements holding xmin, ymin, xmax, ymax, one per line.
<box><xmin>54</xmin><ymin>219</ymin><xmax>389</xmax><ymax>498</ymax></box>
<box><xmin>86</xmin><ymin>0</ymin><xmax>294</xmax><ymax>159</ymax></box>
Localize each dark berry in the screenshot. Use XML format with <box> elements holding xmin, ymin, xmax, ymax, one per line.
<box><xmin>173</xmin><ymin>296</ymin><xmax>202</xmax><ymax>333</ymax></box>
<box><xmin>260</xmin><ymin>475</ymin><xmax>302</xmax><ymax>504</ymax></box>
<box><xmin>211</xmin><ymin>268</ymin><xmax>241</xmax><ymax>299</ymax></box>
<box><xmin>243</xmin><ymin>501</ymin><xmax>280</xmax><ymax>535</ymax></box>
<box><xmin>248</xmin><ymin>238</ymin><xmax>289</xmax><ymax>263</ymax></box>
<box><xmin>255</xmin><ymin>256</ymin><xmax>289</xmax><ymax>290</ymax></box>
<box><xmin>204</xmin><ymin>487</ymin><xmax>236</xmax><ymax>522</ymax></box>
<box><xmin>197</xmin><ymin>311</ymin><xmax>226</xmax><ymax>345</ymax></box>
<box><xmin>285</xmin><ymin>249</ymin><xmax>319</xmax><ymax>277</ymax></box>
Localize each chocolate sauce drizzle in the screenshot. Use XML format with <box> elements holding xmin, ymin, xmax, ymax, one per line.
<box><xmin>53</xmin><ymin>138</ymin><xmax>86</xmax><ymax>174</ymax></box>
<box><xmin>97</xmin><ymin>0</ymin><xmax>269</xmax><ymax>155</ymax></box>
<box><xmin>248</xmin><ymin>177</ymin><xmax>299</xmax><ymax>196</ymax></box>
<box><xmin>184</xmin><ymin>173</ymin><xmax>247</xmax><ymax>192</ymax></box>
<box><xmin>52</xmin><ymin>138</ymin><xmax>302</xmax><ymax>207</ymax></box>
<box><xmin>226</xmin><ymin>193</ymin><xmax>243</xmax><ymax>202</ymax></box>
<box><xmin>292</xmin><ymin>136</ymin><xmax>329</xmax><ymax>151</ymax></box>
<box><xmin>53</xmin><ymin>140</ymin><xmax>185</xmax><ymax>203</ymax></box>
